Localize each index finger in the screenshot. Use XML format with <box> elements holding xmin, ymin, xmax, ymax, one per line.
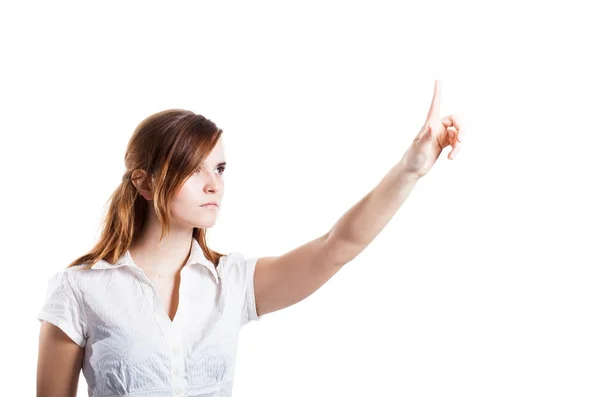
<box><xmin>426</xmin><ymin>79</ymin><xmax>442</xmax><ymax>121</ymax></box>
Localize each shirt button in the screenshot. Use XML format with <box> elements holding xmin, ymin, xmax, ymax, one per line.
<box><xmin>173</xmin><ymin>367</ymin><xmax>181</xmax><ymax>375</ymax></box>
<box><xmin>175</xmin><ymin>387</ymin><xmax>183</xmax><ymax>394</ymax></box>
<box><xmin>172</xmin><ymin>346</ymin><xmax>181</xmax><ymax>356</ymax></box>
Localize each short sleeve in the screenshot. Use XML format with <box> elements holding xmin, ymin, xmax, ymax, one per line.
<box><xmin>37</xmin><ymin>270</ymin><xmax>88</xmax><ymax>348</ymax></box>
<box><xmin>241</xmin><ymin>256</ymin><xmax>264</xmax><ymax>326</ymax></box>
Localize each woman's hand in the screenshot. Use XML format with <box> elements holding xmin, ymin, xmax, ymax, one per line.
<box><xmin>399</xmin><ymin>80</ymin><xmax>465</xmax><ymax>179</ymax></box>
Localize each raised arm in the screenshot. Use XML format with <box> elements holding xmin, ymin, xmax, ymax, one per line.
<box><xmin>252</xmin><ymin>80</ymin><xmax>465</xmax><ymax>318</ymax></box>
<box><xmin>37</xmin><ymin>321</ymin><xmax>84</xmax><ymax>397</ymax></box>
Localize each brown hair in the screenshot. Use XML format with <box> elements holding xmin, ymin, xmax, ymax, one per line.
<box><xmin>66</xmin><ymin>109</ymin><xmax>226</xmax><ymax>270</ymax></box>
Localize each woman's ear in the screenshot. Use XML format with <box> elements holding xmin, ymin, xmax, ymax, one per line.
<box><xmin>131</xmin><ymin>169</ymin><xmax>155</xmax><ymax>200</ymax></box>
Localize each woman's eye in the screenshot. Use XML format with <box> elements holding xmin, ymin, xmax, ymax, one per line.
<box><xmin>194</xmin><ymin>166</ymin><xmax>225</xmax><ymax>175</ymax></box>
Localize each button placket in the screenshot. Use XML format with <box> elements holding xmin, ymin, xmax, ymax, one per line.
<box><xmin>170</xmin><ymin>321</ymin><xmax>186</xmax><ymax>395</ymax></box>
<box><xmin>135</xmin><ymin>275</ymin><xmax>188</xmax><ymax>395</ymax></box>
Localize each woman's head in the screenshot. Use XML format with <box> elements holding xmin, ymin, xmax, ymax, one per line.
<box><xmin>67</xmin><ymin>109</ymin><xmax>226</xmax><ymax>269</ymax></box>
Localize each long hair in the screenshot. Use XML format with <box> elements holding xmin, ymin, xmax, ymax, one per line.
<box><xmin>67</xmin><ymin>109</ymin><xmax>226</xmax><ymax>270</ymax></box>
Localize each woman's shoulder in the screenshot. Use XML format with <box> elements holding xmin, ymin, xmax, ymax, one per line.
<box><xmin>67</xmin><ymin>263</ymin><xmax>94</xmax><ymax>271</ymax></box>
<box><xmin>219</xmin><ymin>251</ymin><xmax>244</xmax><ymax>263</ymax></box>
<box><xmin>61</xmin><ymin>263</ymin><xmax>99</xmax><ymax>281</ymax></box>
<box><xmin>44</xmin><ymin>263</ymin><xmax>89</xmax><ymax>284</ymax></box>
<box><xmin>216</xmin><ymin>251</ymin><xmax>249</xmax><ymax>271</ymax></box>
<box><xmin>216</xmin><ymin>251</ymin><xmax>257</xmax><ymax>282</ymax></box>
<box><xmin>57</xmin><ymin>260</ymin><xmax>115</xmax><ymax>290</ymax></box>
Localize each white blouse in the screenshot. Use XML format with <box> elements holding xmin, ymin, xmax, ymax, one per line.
<box><xmin>37</xmin><ymin>238</ymin><xmax>263</xmax><ymax>397</ymax></box>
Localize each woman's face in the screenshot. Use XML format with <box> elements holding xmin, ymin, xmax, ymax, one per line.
<box><xmin>170</xmin><ymin>137</ymin><xmax>226</xmax><ymax>229</ymax></box>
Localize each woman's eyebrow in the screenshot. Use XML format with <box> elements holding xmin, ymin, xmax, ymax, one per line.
<box><xmin>202</xmin><ymin>161</ymin><xmax>227</xmax><ymax>167</ymax></box>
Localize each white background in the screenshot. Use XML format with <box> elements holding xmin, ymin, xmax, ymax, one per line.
<box><xmin>2</xmin><ymin>1</ymin><xmax>599</xmax><ymax>396</ymax></box>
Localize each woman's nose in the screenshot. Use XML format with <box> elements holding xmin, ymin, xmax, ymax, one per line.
<box><xmin>204</xmin><ymin>173</ymin><xmax>221</xmax><ymax>192</ymax></box>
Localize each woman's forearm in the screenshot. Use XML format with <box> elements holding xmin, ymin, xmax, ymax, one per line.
<box><xmin>326</xmin><ymin>162</ymin><xmax>420</xmax><ymax>266</ymax></box>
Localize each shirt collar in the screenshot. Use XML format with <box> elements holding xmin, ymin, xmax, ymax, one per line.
<box><xmin>89</xmin><ymin>238</ymin><xmax>220</xmax><ymax>285</ymax></box>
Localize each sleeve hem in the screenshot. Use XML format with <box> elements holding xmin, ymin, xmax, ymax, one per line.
<box><xmin>37</xmin><ymin>313</ymin><xmax>86</xmax><ymax>348</ymax></box>
<box><xmin>246</xmin><ymin>257</ymin><xmax>263</xmax><ymax>323</ymax></box>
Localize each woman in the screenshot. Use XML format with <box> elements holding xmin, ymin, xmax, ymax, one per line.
<box><xmin>37</xmin><ymin>80</ymin><xmax>463</xmax><ymax>397</ymax></box>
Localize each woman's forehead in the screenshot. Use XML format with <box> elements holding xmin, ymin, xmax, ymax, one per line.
<box><xmin>203</xmin><ymin>139</ymin><xmax>226</xmax><ymax>164</ymax></box>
